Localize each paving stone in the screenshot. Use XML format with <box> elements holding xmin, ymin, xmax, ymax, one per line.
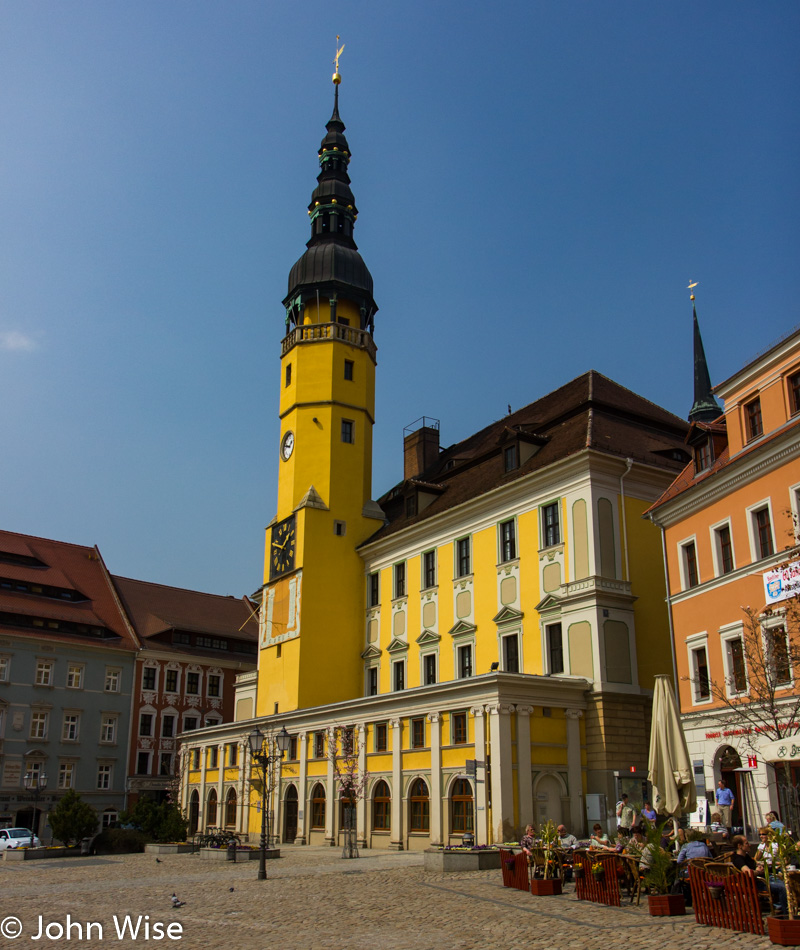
<box><xmin>0</xmin><ymin>846</ymin><xmax>774</xmax><ymax>950</ymax></box>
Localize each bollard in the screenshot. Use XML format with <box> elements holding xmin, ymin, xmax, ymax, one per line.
<box><xmin>227</xmin><ymin>840</ymin><xmax>237</xmax><ymax>862</ymax></box>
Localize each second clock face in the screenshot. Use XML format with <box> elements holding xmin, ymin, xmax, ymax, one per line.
<box><xmin>280</xmin><ymin>430</ymin><xmax>294</xmax><ymax>461</ymax></box>
<box><xmin>270</xmin><ymin>515</ymin><xmax>296</xmax><ymax>579</ymax></box>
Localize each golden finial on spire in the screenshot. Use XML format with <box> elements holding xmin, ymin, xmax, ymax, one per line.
<box><xmin>333</xmin><ymin>36</ymin><xmax>344</xmax><ymax>85</ymax></box>
<box><xmin>687</xmin><ymin>280</ymin><xmax>699</xmax><ymax>302</ymax></box>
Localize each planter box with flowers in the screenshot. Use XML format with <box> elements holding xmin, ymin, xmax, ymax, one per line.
<box><xmin>145</xmin><ymin>843</ymin><xmax>195</xmax><ymax>855</ymax></box>
<box><xmin>424</xmin><ymin>846</ymin><xmax>502</xmax><ymax>873</ymax></box>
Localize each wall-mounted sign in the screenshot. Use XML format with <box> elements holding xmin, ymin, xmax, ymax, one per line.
<box><xmin>764</xmin><ymin>560</ymin><xmax>800</xmax><ymax>606</ymax></box>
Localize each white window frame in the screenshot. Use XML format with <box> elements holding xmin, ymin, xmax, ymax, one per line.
<box><xmin>421</xmin><ymin>651</ymin><xmax>437</xmax><ymax>686</ymax></box>
<box><xmin>541</xmin><ymin>500</ymin><xmax>561</xmax><ymax>548</ymax></box>
<box><xmin>545</xmin><ymin>622</ymin><xmax>566</xmax><ymax>675</ymax></box>
<box><xmin>366</xmin><ymin>665</ymin><xmax>379</xmax><ymax>697</ymax></box>
<box><xmin>746</xmin><ymin>498</ymin><xmax>776</xmax><ymax>562</ymax></box>
<box><xmin>141</xmin><ymin>665</ymin><xmax>159</xmax><ymax>691</ymax></box>
<box><xmin>456</xmin><ymin>642</ymin><xmax>474</xmax><ymax>679</ymax></box>
<box><xmin>718</xmin><ymin>622</ymin><xmax>748</xmax><ymax>697</ymax></box>
<box><xmin>34</xmin><ymin>660</ymin><xmax>53</xmax><ymax>687</ymax></box>
<box><xmin>136</xmin><ymin>750</ymin><xmax>152</xmax><ymax>775</ymax></box>
<box><xmin>139</xmin><ymin>712</ymin><xmax>154</xmax><ymax>737</ymax></box>
<box><xmin>185</xmin><ymin>670</ymin><xmax>201</xmax><ymax>695</ymax></box>
<box><xmin>709</xmin><ymin>519</ymin><xmax>736</xmax><ymax>577</ymax></box>
<box><xmin>0</xmin><ymin>656</ymin><xmax>9</xmax><ymax>682</ymax></box>
<box><xmin>30</xmin><ymin>710</ymin><xmax>49</xmax><ymax>739</ymax></box>
<box><xmin>104</xmin><ymin>668</ymin><xmax>121</xmax><ymax>693</ymax></box>
<box><xmin>501</xmin><ymin>630</ymin><xmax>521</xmax><ymax>673</ymax></box>
<box><xmin>101</xmin><ymin>809</ymin><xmax>118</xmax><ymax>829</ymax></box>
<box><xmin>207</xmin><ymin>673</ymin><xmax>222</xmax><ymax>698</ymax></box>
<box><xmin>392</xmin><ymin>658</ymin><xmax>406</xmax><ymax>692</ymax></box>
<box><xmin>62</xmin><ymin>712</ymin><xmax>80</xmax><ymax>742</ymax></box>
<box><xmin>422</xmin><ymin>550</ymin><xmax>437</xmax><ymax>590</ymax></box>
<box><xmin>58</xmin><ymin>761</ymin><xmax>76</xmax><ymax>789</ymax></box>
<box><xmin>97</xmin><ymin>763</ymin><xmax>113</xmax><ymax>790</ymax></box>
<box><xmin>789</xmin><ymin>481</ymin><xmax>800</xmax><ymax>546</ymax></box>
<box><xmin>100</xmin><ymin>715</ymin><xmax>118</xmax><ymax>744</ymax></box>
<box><xmin>66</xmin><ymin>664</ymin><xmax>84</xmax><ymax>689</ymax></box>
<box><xmin>393</xmin><ymin>562</ymin><xmax>406</xmax><ymax>599</ymax></box>
<box><xmin>677</xmin><ymin>535</ymin><xmax>700</xmax><ymax>590</ymax></box>
<box><xmin>455</xmin><ymin>536</ymin><xmax>472</xmax><ymax>578</ymax></box>
<box><xmin>164</xmin><ymin>667</ymin><xmax>180</xmax><ymax>694</ymax></box>
<box><xmin>762</xmin><ymin>613</ymin><xmax>793</xmax><ymax>688</ymax></box>
<box><xmin>161</xmin><ymin>713</ymin><xmax>176</xmax><ymax>738</ymax></box>
<box><xmin>182</xmin><ymin>714</ymin><xmax>199</xmax><ymax>732</ymax></box>
<box><xmin>686</xmin><ymin>633</ymin><xmax>712</xmax><ymax>705</ymax></box>
<box><xmin>498</xmin><ymin>518</ymin><xmax>517</xmax><ymax>563</ymax></box>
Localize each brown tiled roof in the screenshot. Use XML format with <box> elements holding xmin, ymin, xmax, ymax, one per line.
<box><xmin>367</xmin><ymin>371</ymin><xmax>690</xmax><ymax>543</ymax></box>
<box><xmin>0</xmin><ymin>530</ymin><xmax>139</xmax><ymax>651</ymax></box>
<box><xmin>112</xmin><ymin>575</ymin><xmax>259</xmax><ymax>644</ymax></box>
<box><xmin>647</xmin><ymin>414</ymin><xmax>800</xmax><ymax>513</ymax></box>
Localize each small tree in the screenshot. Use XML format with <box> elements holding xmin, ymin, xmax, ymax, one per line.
<box><xmin>119</xmin><ymin>798</ymin><xmax>188</xmax><ymax>842</ymax></box>
<box><xmin>49</xmin><ymin>790</ymin><xmax>99</xmax><ymax>846</ymax></box>
<box><xmin>328</xmin><ymin>724</ymin><xmax>369</xmax><ymax>859</ymax></box>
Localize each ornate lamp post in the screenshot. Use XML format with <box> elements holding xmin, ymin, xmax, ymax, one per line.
<box><xmin>248</xmin><ymin>725</ymin><xmax>291</xmax><ymax>881</ymax></box>
<box><xmin>23</xmin><ymin>770</ymin><xmax>47</xmax><ymax>843</ymax></box>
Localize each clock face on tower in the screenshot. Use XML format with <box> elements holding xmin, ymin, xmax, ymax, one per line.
<box><xmin>270</xmin><ymin>514</ymin><xmax>296</xmax><ymax>579</ymax></box>
<box><xmin>280</xmin><ymin>430</ymin><xmax>294</xmax><ymax>461</ymax></box>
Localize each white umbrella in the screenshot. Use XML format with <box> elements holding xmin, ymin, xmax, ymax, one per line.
<box><xmin>648</xmin><ymin>674</ymin><xmax>696</xmax><ymax>836</ymax></box>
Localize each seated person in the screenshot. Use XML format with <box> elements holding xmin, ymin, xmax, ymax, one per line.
<box><xmin>756</xmin><ymin>827</ymin><xmax>779</xmax><ymax>867</ymax></box>
<box><xmin>589</xmin><ymin>823</ymin><xmax>612</xmax><ymax>850</ymax></box>
<box><xmin>557</xmin><ymin>824</ymin><xmax>579</xmax><ymax>849</ymax></box>
<box><xmin>623</xmin><ymin>826</ymin><xmax>647</xmax><ymax>858</ymax></box>
<box><xmin>677</xmin><ymin>830</ymin><xmax>712</xmax><ymax>864</ymax></box>
<box><xmin>767</xmin><ymin>811</ymin><xmax>786</xmax><ymax>833</ymax></box>
<box><xmin>520</xmin><ymin>823</ymin><xmax>536</xmax><ymax>857</ymax></box>
<box><xmin>709</xmin><ymin>811</ymin><xmax>728</xmax><ymax>836</ymax></box>
<box><xmin>731</xmin><ymin>834</ymin><xmax>787</xmax><ymax>917</ymax></box>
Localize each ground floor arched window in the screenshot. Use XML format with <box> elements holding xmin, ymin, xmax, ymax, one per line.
<box><xmin>311</xmin><ymin>783</ymin><xmax>326</xmax><ymax>829</ymax></box>
<box><xmin>225</xmin><ymin>788</ymin><xmax>237</xmax><ymax>827</ymax></box>
<box><xmin>189</xmin><ymin>790</ymin><xmax>199</xmax><ymax>835</ymax></box>
<box><xmin>450</xmin><ymin>778</ymin><xmax>473</xmax><ymax>833</ymax></box>
<box><xmin>207</xmin><ymin>788</ymin><xmax>218</xmax><ymax>827</ymax></box>
<box><xmin>372</xmin><ymin>780</ymin><xmax>391</xmax><ymax>830</ymax></box>
<box><xmin>409</xmin><ymin>778</ymin><xmax>429</xmax><ymax>832</ymax></box>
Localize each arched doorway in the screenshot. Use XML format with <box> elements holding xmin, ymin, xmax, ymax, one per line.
<box><xmin>206</xmin><ymin>788</ymin><xmax>218</xmax><ymax>828</ymax></box>
<box><xmin>717</xmin><ymin>745</ymin><xmax>743</xmax><ymax>831</ymax></box>
<box><xmin>189</xmin><ymin>790</ymin><xmax>199</xmax><ymax>835</ymax></box>
<box><xmin>224</xmin><ymin>788</ymin><xmax>237</xmax><ymax>828</ymax></box>
<box><xmin>284</xmin><ymin>786</ymin><xmax>298</xmax><ymax>843</ymax></box>
<box><xmin>534</xmin><ymin>773</ymin><xmax>564</xmax><ymax>828</ymax></box>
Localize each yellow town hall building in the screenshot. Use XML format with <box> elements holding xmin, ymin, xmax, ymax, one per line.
<box><xmin>180</xmin><ymin>77</ymin><xmax>692</xmax><ymax>848</ymax></box>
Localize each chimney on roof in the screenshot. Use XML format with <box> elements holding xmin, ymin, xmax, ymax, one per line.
<box><xmin>403</xmin><ymin>417</ymin><xmax>440</xmax><ymax>480</ymax></box>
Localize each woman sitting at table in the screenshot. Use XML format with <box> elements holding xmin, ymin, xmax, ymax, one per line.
<box><xmin>589</xmin><ymin>823</ymin><xmax>613</xmax><ymax>850</ymax></box>
<box><xmin>519</xmin><ymin>823</ymin><xmax>536</xmax><ymax>857</ymax></box>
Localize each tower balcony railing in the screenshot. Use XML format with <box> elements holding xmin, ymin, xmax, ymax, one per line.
<box><xmin>281</xmin><ymin>322</ymin><xmax>376</xmax><ymax>360</ymax></box>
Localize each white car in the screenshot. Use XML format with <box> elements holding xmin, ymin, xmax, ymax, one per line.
<box><xmin>0</xmin><ymin>828</ymin><xmax>41</xmax><ymax>850</ymax></box>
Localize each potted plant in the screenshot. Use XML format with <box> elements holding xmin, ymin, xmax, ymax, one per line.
<box><xmin>644</xmin><ymin>821</ymin><xmax>684</xmax><ymax>916</ymax></box>
<box><xmin>530</xmin><ymin>820</ymin><xmax>563</xmax><ymax>896</ymax></box>
<box><xmin>764</xmin><ymin>828</ymin><xmax>800</xmax><ymax>945</ymax></box>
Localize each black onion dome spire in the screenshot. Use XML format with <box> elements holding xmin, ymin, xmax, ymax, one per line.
<box><xmin>689</xmin><ymin>305</ymin><xmax>722</xmax><ymax>423</ymax></box>
<box><xmin>284</xmin><ymin>85</ymin><xmax>377</xmax><ymax>328</ymax></box>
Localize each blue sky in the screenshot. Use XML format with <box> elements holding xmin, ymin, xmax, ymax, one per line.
<box><xmin>1</xmin><ymin>1</ymin><xmax>798</xmax><ymax>596</ymax></box>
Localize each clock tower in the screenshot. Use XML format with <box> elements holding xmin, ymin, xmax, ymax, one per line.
<box><xmin>257</xmin><ymin>73</ymin><xmax>384</xmax><ymax>715</ymax></box>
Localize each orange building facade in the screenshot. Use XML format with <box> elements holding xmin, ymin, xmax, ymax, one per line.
<box><xmin>648</xmin><ymin>325</ymin><xmax>800</xmax><ymax>832</ymax></box>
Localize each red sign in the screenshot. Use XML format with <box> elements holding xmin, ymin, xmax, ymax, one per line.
<box><xmin>747</xmin><ymin>755</ymin><xmax>758</xmax><ymax>768</ymax></box>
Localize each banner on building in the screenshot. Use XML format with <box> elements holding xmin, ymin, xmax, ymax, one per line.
<box><xmin>764</xmin><ymin>559</ymin><xmax>800</xmax><ymax>606</ymax></box>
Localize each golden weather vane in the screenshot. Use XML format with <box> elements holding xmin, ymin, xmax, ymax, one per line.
<box><xmin>333</xmin><ymin>36</ymin><xmax>345</xmax><ymax>85</ymax></box>
<box><xmin>687</xmin><ymin>280</ymin><xmax>699</xmax><ymax>302</ymax></box>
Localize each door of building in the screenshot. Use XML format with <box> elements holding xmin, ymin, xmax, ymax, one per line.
<box><xmin>283</xmin><ymin>786</ymin><xmax>298</xmax><ymax>843</ymax></box>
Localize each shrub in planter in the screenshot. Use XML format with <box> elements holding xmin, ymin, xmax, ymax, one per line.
<box><xmin>48</xmin><ymin>790</ymin><xmax>99</xmax><ymax>847</ymax></box>
<box><xmin>90</xmin><ymin>829</ymin><xmax>149</xmax><ymax>854</ymax></box>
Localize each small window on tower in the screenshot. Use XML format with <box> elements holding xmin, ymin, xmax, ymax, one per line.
<box><xmin>285</xmin><ymin>364</ymin><xmax>292</xmax><ymax>387</ymax></box>
<box><xmin>344</xmin><ymin>359</ymin><xmax>354</xmax><ymax>381</ymax></box>
<box><xmin>341</xmin><ymin>420</ymin><xmax>355</xmax><ymax>444</ymax></box>
<box><xmin>334</xmin><ymin>520</ymin><xmax>346</xmax><ymax>536</ymax></box>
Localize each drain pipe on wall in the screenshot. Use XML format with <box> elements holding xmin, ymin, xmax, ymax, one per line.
<box><xmin>619</xmin><ymin>458</ymin><xmax>633</xmax><ymax>581</ymax></box>
<box><xmin>647</xmin><ymin>513</ymin><xmax>680</xmax><ymax>705</ymax></box>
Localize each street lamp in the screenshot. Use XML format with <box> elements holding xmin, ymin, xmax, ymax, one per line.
<box><xmin>23</xmin><ymin>770</ymin><xmax>47</xmax><ymax>843</ymax></box>
<box><xmin>248</xmin><ymin>725</ymin><xmax>291</xmax><ymax>881</ymax></box>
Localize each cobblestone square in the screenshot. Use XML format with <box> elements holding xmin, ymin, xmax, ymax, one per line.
<box><xmin>0</xmin><ymin>847</ymin><xmax>776</xmax><ymax>950</ymax></box>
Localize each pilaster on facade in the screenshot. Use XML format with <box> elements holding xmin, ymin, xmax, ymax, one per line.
<box><xmin>295</xmin><ymin>731</ymin><xmax>308</xmax><ymax>845</ymax></box>
<box><xmin>515</xmin><ymin>706</ymin><xmax>534</xmax><ymax>829</ymax></box>
<box><xmin>325</xmin><ymin>728</ymin><xmax>336</xmax><ymax>846</ymax></box>
<box><xmin>427</xmin><ymin>712</ymin><xmax>443</xmax><ymax>846</ymax></box>
<box><xmin>486</xmin><ymin>703</ymin><xmax>515</xmax><ymax>842</ymax></box>
<box><xmin>356</xmin><ymin>724</ymin><xmax>368</xmax><ymax>848</ymax></box>
<box><xmin>469</xmin><ymin>705</ymin><xmax>488</xmax><ymax>844</ymax></box>
<box><xmin>565</xmin><ymin>708</ymin><xmax>584</xmax><ymax>832</ymax></box>
<box><xmin>389</xmin><ymin>718</ymin><xmax>404</xmax><ymax>850</ymax></box>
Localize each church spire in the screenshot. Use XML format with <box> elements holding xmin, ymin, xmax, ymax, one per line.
<box><xmin>687</xmin><ymin>288</ymin><xmax>721</xmax><ymax>424</ymax></box>
<box><xmin>283</xmin><ymin>54</ymin><xmax>377</xmax><ymax>332</ymax></box>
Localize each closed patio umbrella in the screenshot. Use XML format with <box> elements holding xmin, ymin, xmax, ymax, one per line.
<box><xmin>648</xmin><ymin>674</ymin><xmax>696</xmax><ymax>822</ymax></box>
